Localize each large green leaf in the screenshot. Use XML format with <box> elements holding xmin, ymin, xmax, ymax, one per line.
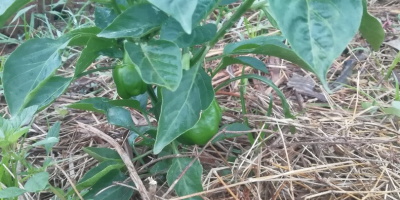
<box><xmin>125</xmin><ymin>40</ymin><xmax>182</xmax><ymax>91</ymax></box>
<box><xmin>94</xmin><ymin>6</ymin><xmax>118</xmax><ymax>29</ymax></box>
<box><xmin>223</xmin><ymin>36</ymin><xmax>311</xmax><ymax>71</ymax></box>
<box><xmin>24</xmin><ymin>172</ymin><xmax>49</xmax><ymax>192</ymax></box>
<box><xmin>213</xmin><ymin>56</ymin><xmax>268</xmax><ymax>76</ymax></box>
<box><xmin>167</xmin><ymin>158</ymin><xmax>203</xmax><ymax>200</ymax></box>
<box><xmin>269</xmin><ymin>0</ymin><xmax>363</xmax><ymax>92</ymax></box>
<box><xmin>83</xmin><ymin>170</ymin><xmax>134</xmax><ymax>200</ymax></box>
<box><xmin>3</xmin><ymin>38</ymin><xmax>69</xmax><ymax>116</ymax></box>
<box><xmin>359</xmin><ymin>0</ymin><xmax>384</xmax><ymax>51</ymax></box>
<box><xmin>24</xmin><ymin>76</ymin><xmax>72</xmax><ymax>111</ymax></box>
<box><xmin>97</xmin><ymin>3</ymin><xmax>168</xmax><ymax>39</ymax></box>
<box><xmin>84</xmin><ymin>147</ymin><xmax>122</xmax><ymax>162</ymax></box>
<box><xmin>75</xmin><ymin>160</ymin><xmax>124</xmax><ymax>191</ymax></box>
<box><xmin>161</xmin><ymin>23</ymin><xmax>217</xmax><ymax>48</ymax></box>
<box><xmin>0</xmin><ymin>0</ymin><xmax>31</xmax><ymax>28</ymax></box>
<box><xmin>67</xmin><ymin>97</ymin><xmax>143</xmax><ymax>114</ymax></box>
<box><xmin>160</xmin><ymin>0</ymin><xmax>218</xmax><ymax>47</ymax></box>
<box><xmin>148</xmin><ymin>0</ymin><xmax>198</xmax><ymax>34</ymax></box>
<box><xmin>155</xmin><ymin>63</ymin><xmax>214</xmax><ymax>154</ymax></box>
<box><xmin>74</xmin><ymin>37</ymin><xmax>117</xmax><ymax>76</ymax></box>
<box><xmin>0</xmin><ymin>187</ymin><xmax>26</xmax><ymax>198</ymax></box>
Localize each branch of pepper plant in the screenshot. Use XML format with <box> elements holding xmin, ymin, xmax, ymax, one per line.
<box><xmin>77</xmin><ymin>122</ymin><xmax>151</xmax><ymax>200</ymax></box>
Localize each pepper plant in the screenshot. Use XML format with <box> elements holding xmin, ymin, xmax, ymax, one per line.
<box><xmin>0</xmin><ymin>0</ymin><xmax>384</xmax><ymax>199</ymax></box>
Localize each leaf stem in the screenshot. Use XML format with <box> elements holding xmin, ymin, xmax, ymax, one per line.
<box><xmin>209</xmin><ymin>0</ymin><xmax>256</xmax><ymax>48</ymax></box>
<box><xmin>147</xmin><ymin>85</ymin><xmax>158</xmax><ymax>104</ymax></box>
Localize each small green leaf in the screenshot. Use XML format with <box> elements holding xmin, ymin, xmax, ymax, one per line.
<box><xmin>74</xmin><ymin>37</ymin><xmax>117</xmax><ymax>76</ymax></box>
<box><xmin>83</xmin><ymin>170</ymin><xmax>135</xmax><ymax>200</ymax></box>
<box><xmin>148</xmin><ymin>0</ymin><xmax>198</xmax><ymax>34</ymax></box>
<box><xmin>31</xmin><ymin>137</ymin><xmax>59</xmax><ymax>147</ymax></box>
<box><xmin>3</xmin><ymin>37</ymin><xmax>69</xmax><ymax>116</ymax></box>
<box><xmin>106</xmin><ymin>106</ymin><xmax>136</xmax><ymax>130</ymax></box>
<box><xmin>24</xmin><ymin>172</ymin><xmax>49</xmax><ymax>192</ymax></box>
<box><xmin>98</xmin><ymin>3</ymin><xmax>168</xmax><ymax>39</ymax></box>
<box><xmin>212</xmin><ymin>123</ymin><xmax>251</xmax><ymax>143</ymax></box>
<box><xmin>359</xmin><ymin>0</ymin><xmax>385</xmax><ymax>51</ymax></box>
<box><xmin>269</xmin><ymin>0</ymin><xmax>363</xmax><ymax>92</ymax></box>
<box><xmin>155</xmin><ymin>63</ymin><xmax>214</xmax><ymax>154</ymax></box>
<box><xmin>167</xmin><ymin>158</ymin><xmax>203</xmax><ymax>200</ymax></box>
<box><xmin>125</xmin><ymin>40</ymin><xmax>182</xmax><ymax>91</ymax></box>
<box><xmin>76</xmin><ymin>160</ymin><xmax>124</xmax><ymax>191</ymax></box>
<box><xmin>45</xmin><ymin>121</ymin><xmax>61</xmax><ymax>155</ymax></box>
<box><xmin>214</xmin><ymin>56</ymin><xmax>268</xmax><ymax>76</ymax></box>
<box><xmin>223</xmin><ymin>36</ymin><xmax>310</xmax><ymax>71</ymax></box>
<box><xmin>161</xmin><ymin>23</ymin><xmax>217</xmax><ymax>48</ymax></box>
<box><xmin>24</xmin><ymin>76</ymin><xmax>72</xmax><ymax>112</ymax></box>
<box><xmin>84</xmin><ymin>147</ymin><xmax>122</xmax><ymax>162</ymax></box>
<box><xmin>0</xmin><ymin>187</ymin><xmax>26</xmax><ymax>198</ymax></box>
<box><xmin>68</xmin><ymin>97</ymin><xmax>143</xmax><ymax>114</ymax></box>
<box><xmin>63</xmin><ymin>27</ymin><xmax>102</xmax><ymax>47</ymax></box>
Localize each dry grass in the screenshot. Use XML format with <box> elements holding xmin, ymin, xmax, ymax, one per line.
<box><xmin>1</xmin><ymin>0</ymin><xmax>400</xmax><ymax>200</ymax></box>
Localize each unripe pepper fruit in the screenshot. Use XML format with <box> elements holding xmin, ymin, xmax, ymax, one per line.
<box><xmin>177</xmin><ymin>99</ymin><xmax>222</xmax><ymax>145</ymax></box>
<box><xmin>113</xmin><ymin>51</ymin><xmax>147</xmax><ymax>99</ymax></box>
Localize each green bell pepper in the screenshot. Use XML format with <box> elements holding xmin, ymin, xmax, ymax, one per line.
<box><xmin>113</xmin><ymin>51</ymin><xmax>147</xmax><ymax>99</ymax></box>
<box><xmin>177</xmin><ymin>99</ymin><xmax>222</xmax><ymax>145</ymax></box>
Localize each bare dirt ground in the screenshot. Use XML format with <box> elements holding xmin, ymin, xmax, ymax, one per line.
<box><xmin>1</xmin><ymin>0</ymin><xmax>400</xmax><ymax>199</ymax></box>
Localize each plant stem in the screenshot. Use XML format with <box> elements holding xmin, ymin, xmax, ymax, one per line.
<box><xmin>239</xmin><ymin>66</ymin><xmax>254</xmax><ymax>144</ymax></box>
<box><xmin>209</xmin><ymin>0</ymin><xmax>256</xmax><ymax>48</ymax></box>
<box><xmin>385</xmin><ymin>51</ymin><xmax>400</xmax><ymax>80</ymax></box>
<box><xmin>74</xmin><ymin>66</ymin><xmax>116</xmax><ymax>79</ymax></box>
<box><xmin>147</xmin><ymin>85</ymin><xmax>158</xmax><ymax>104</ymax></box>
<box><xmin>170</xmin><ymin>141</ymin><xmax>180</xmax><ymax>155</ymax></box>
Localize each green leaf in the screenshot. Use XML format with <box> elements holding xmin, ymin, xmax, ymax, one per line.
<box><xmin>125</xmin><ymin>40</ymin><xmax>182</xmax><ymax>91</ymax></box>
<box><xmin>24</xmin><ymin>76</ymin><xmax>72</xmax><ymax>112</ymax></box>
<box><xmin>0</xmin><ymin>187</ymin><xmax>26</xmax><ymax>198</ymax></box>
<box><xmin>215</xmin><ymin>74</ymin><xmax>293</xmax><ymax>118</ymax></box>
<box><xmin>31</xmin><ymin>137</ymin><xmax>59</xmax><ymax>147</ymax></box>
<box><xmin>3</xmin><ymin>37</ymin><xmax>69</xmax><ymax>116</ymax></box>
<box><xmin>45</xmin><ymin>121</ymin><xmax>61</xmax><ymax>155</ymax></box>
<box><xmin>148</xmin><ymin>0</ymin><xmax>198</xmax><ymax>34</ymax></box>
<box><xmin>212</xmin><ymin>123</ymin><xmax>251</xmax><ymax>143</ymax></box>
<box><xmin>167</xmin><ymin>158</ymin><xmax>203</xmax><ymax>200</ymax></box>
<box><xmin>83</xmin><ymin>170</ymin><xmax>135</xmax><ymax>200</ymax></box>
<box><xmin>74</xmin><ymin>37</ymin><xmax>117</xmax><ymax>76</ymax></box>
<box><xmin>106</xmin><ymin>106</ymin><xmax>136</xmax><ymax>130</ymax></box>
<box><xmin>24</xmin><ymin>172</ymin><xmax>49</xmax><ymax>192</ymax></box>
<box><xmin>76</xmin><ymin>160</ymin><xmax>124</xmax><ymax>191</ymax></box>
<box><xmin>269</xmin><ymin>0</ymin><xmax>363</xmax><ymax>92</ymax></box>
<box><xmin>161</xmin><ymin>23</ymin><xmax>217</xmax><ymax>48</ymax></box>
<box><xmin>223</xmin><ymin>36</ymin><xmax>311</xmax><ymax>71</ymax></box>
<box><xmin>214</xmin><ymin>56</ymin><xmax>268</xmax><ymax>76</ymax></box>
<box><xmin>68</xmin><ymin>97</ymin><xmax>143</xmax><ymax>114</ymax></box>
<box><xmin>219</xmin><ymin>0</ymin><xmax>239</xmax><ymax>6</ymax></box>
<box><xmin>84</xmin><ymin>147</ymin><xmax>122</xmax><ymax>162</ymax></box>
<box><xmin>359</xmin><ymin>0</ymin><xmax>384</xmax><ymax>51</ymax></box>
<box><xmin>94</xmin><ymin>6</ymin><xmax>118</xmax><ymax>29</ymax></box>
<box><xmin>98</xmin><ymin>3</ymin><xmax>168</xmax><ymax>39</ymax></box>
<box><xmin>0</xmin><ymin>0</ymin><xmax>31</xmax><ymax>28</ymax></box>
<box><xmin>155</xmin><ymin>63</ymin><xmax>214</xmax><ymax>154</ymax></box>
<box><xmin>62</xmin><ymin>27</ymin><xmax>102</xmax><ymax>47</ymax></box>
